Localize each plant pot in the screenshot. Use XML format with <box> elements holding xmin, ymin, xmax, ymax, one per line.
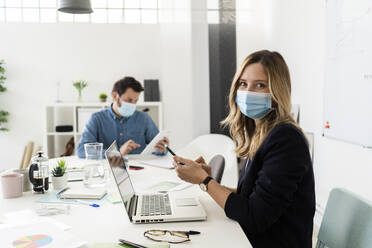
<box><xmin>100</xmin><ymin>98</ymin><xmax>107</xmax><ymax>102</ymax></box>
<box><xmin>52</xmin><ymin>174</ymin><xmax>68</xmax><ymax>190</ymax></box>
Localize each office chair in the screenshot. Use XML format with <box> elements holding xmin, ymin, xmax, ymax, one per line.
<box><xmin>208</xmin><ymin>155</ymin><xmax>225</xmax><ymax>184</ymax></box>
<box><xmin>316</xmin><ymin>188</ymin><xmax>372</xmax><ymax>248</ymax></box>
<box><xmin>176</xmin><ymin>134</ymin><xmax>238</xmax><ymax>188</ymax></box>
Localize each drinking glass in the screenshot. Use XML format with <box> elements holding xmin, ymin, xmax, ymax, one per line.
<box><xmin>83</xmin><ymin>143</ymin><xmax>106</xmax><ymax>188</ymax></box>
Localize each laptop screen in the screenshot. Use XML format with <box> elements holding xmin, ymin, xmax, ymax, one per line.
<box><xmin>105</xmin><ymin>141</ymin><xmax>135</xmax><ymax>214</ymax></box>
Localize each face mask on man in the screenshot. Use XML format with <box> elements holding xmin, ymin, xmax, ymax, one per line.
<box><xmin>235</xmin><ymin>90</ymin><xmax>272</xmax><ymax>120</ymax></box>
<box><xmin>117</xmin><ymin>100</ymin><xmax>136</xmax><ymax>117</ymax></box>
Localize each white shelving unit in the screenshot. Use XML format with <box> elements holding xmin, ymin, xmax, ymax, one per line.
<box><xmin>44</xmin><ymin>101</ymin><xmax>163</xmax><ymax>158</ymax></box>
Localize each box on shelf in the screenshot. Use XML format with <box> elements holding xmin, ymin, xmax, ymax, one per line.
<box><xmin>77</xmin><ymin>108</ymin><xmax>102</xmax><ymax>133</ymax></box>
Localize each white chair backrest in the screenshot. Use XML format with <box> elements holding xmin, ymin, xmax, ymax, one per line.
<box><xmin>177</xmin><ymin>134</ymin><xmax>238</xmax><ymax>188</ymax></box>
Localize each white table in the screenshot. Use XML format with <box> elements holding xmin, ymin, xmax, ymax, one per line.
<box><xmin>0</xmin><ymin>157</ymin><xmax>251</xmax><ymax>248</ymax></box>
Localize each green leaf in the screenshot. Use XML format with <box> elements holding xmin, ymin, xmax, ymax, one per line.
<box><xmin>73</xmin><ymin>80</ymin><xmax>88</xmax><ymax>90</ymax></box>
<box><xmin>0</xmin><ymin>86</ymin><xmax>7</xmax><ymax>92</ymax></box>
<box><xmin>54</xmin><ymin>159</ymin><xmax>67</xmax><ymax>176</ymax></box>
<box><xmin>0</xmin><ymin>111</ymin><xmax>9</xmax><ymax>123</ymax></box>
<box><xmin>99</xmin><ymin>93</ymin><xmax>107</xmax><ymax>99</ymax></box>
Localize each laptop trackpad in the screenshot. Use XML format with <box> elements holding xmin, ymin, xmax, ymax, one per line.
<box><xmin>175</xmin><ymin>198</ymin><xmax>198</xmax><ymax>207</ymax></box>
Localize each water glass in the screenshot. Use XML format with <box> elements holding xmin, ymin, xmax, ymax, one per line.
<box><xmin>84</xmin><ymin>143</ymin><xmax>106</xmax><ymax>188</ymax></box>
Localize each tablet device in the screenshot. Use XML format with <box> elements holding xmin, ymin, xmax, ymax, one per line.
<box><xmin>141</xmin><ymin>130</ymin><xmax>170</xmax><ymax>155</ymax></box>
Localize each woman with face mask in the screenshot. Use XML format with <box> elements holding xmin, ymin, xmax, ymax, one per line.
<box><xmin>173</xmin><ymin>50</ymin><xmax>315</xmax><ymax>248</ymax></box>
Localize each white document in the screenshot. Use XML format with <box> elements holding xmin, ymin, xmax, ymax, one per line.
<box><xmin>141</xmin><ymin>130</ymin><xmax>171</xmax><ymax>155</ymax></box>
<box><xmin>2</xmin><ymin>209</ymin><xmax>71</xmax><ymax>231</ymax></box>
<box><xmin>67</xmin><ymin>170</ymin><xmax>85</xmax><ymax>182</ymax></box>
<box><xmin>0</xmin><ymin>219</ymin><xmax>85</xmax><ymax>248</ymax></box>
<box><xmin>138</xmin><ymin>157</ymin><xmax>174</xmax><ymax>169</ymax></box>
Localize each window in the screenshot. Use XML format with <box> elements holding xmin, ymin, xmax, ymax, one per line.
<box><xmin>207</xmin><ymin>0</ymin><xmax>219</xmax><ymax>23</ymax></box>
<box><xmin>207</xmin><ymin>0</ymin><xmax>240</xmax><ymax>24</ymax></box>
<box><xmin>0</xmin><ymin>0</ymin><xmax>159</xmax><ymax>23</ymax></box>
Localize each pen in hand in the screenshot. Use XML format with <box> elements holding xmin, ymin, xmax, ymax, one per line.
<box><xmin>165</xmin><ymin>145</ymin><xmax>185</xmax><ymax>165</ymax></box>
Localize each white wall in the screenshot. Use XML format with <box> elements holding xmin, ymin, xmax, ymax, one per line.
<box><xmin>190</xmin><ymin>0</ymin><xmax>210</xmax><ymax>139</ymax></box>
<box><xmin>160</xmin><ymin>22</ymin><xmax>194</xmax><ymax>148</ymax></box>
<box><xmin>0</xmin><ymin>24</ymin><xmax>162</xmax><ymax>171</ymax></box>
<box><xmin>159</xmin><ymin>0</ymin><xmax>210</xmax><ymax>149</ymax></box>
<box><xmin>236</xmin><ymin>0</ymin><xmax>372</xmax><ymax>214</ymax></box>
<box><xmin>0</xmin><ymin>4</ymin><xmax>211</xmax><ymax>172</ymax></box>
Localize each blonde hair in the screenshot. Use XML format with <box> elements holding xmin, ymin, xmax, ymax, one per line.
<box><xmin>222</xmin><ymin>50</ymin><xmax>304</xmax><ymax>159</ymax></box>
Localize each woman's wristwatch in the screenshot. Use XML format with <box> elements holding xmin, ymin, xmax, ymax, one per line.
<box><xmin>199</xmin><ymin>176</ymin><xmax>213</xmax><ymax>192</ymax></box>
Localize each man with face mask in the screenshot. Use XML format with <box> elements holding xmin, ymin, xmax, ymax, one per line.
<box><xmin>77</xmin><ymin>76</ymin><xmax>169</xmax><ymax>158</ymax></box>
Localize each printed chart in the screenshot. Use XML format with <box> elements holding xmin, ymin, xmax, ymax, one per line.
<box><xmin>12</xmin><ymin>234</ymin><xmax>52</xmax><ymax>248</ymax></box>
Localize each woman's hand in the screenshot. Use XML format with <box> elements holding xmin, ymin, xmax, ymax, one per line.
<box><xmin>175</xmin><ymin>156</ymin><xmax>232</xmax><ymax>210</ymax></box>
<box><xmin>173</xmin><ymin>156</ymin><xmax>209</xmax><ymax>184</ymax></box>
<box><xmin>195</xmin><ymin>156</ymin><xmax>212</xmax><ymax>176</ymax></box>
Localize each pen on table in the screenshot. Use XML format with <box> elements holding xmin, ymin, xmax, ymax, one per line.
<box><xmin>165</xmin><ymin>145</ymin><xmax>185</xmax><ymax>165</ymax></box>
<box><xmin>183</xmin><ymin>230</ymin><xmax>201</xmax><ymax>235</ymax></box>
<box><xmin>74</xmin><ymin>199</ymin><xmax>100</xmax><ymax>208</ymax></box>
<box><xmin>118</xmin><ymin>239</ymin><xmax>147</xmax><ymax>248</ymax></box>
<box><xmin>129</xmin><ymin>165</ymin><xmax>144</xmax><ymax>170</ymax></box>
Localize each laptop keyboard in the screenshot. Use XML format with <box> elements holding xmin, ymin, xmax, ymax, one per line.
<box><xmin>140</xmin><ymin>194</ymin><xmax>172</xmax><ymax>216</ymax></box>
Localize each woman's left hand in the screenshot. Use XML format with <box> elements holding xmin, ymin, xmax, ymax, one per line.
<box><xmin>173</xmin><ymin>156</ymin><xmax>209</xmax><ymax>184</ymax></box>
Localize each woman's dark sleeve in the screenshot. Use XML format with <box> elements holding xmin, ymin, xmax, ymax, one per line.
<box><xmin>224</xmin><ymin>126</ymin><xmax>311</xmax><ymax>234</ymax></box>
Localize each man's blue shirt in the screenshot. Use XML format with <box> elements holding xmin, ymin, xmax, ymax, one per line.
<box><xmin>77</xmin><ymin>105</ymin><xmax>160</xmax><ymax>158</ymax></box>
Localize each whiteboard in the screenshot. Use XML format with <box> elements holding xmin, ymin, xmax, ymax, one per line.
<box><xmin>323</xmin><ymin>0</ymin><xmax>372</xmax><ymax>147</ymax></box>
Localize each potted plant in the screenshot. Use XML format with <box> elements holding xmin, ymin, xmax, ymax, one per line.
<box><xmin>52</xmin><ymin>159</ymin><xmax>68</xmax><ymax>190</ymax></box>
<box><xmin>73</xmin><ymin>80</ymin><xmax>88</xmax><ymax>102</ymax></box>
<box><xmin>0</xmin><ymin>60</ymin><xmax>9</xmax><ymax>131</ymax></box>
<box><xmin>99</xmin><ymin>93</ymin><xmax>108</xmax><ymax>102</ymax></box>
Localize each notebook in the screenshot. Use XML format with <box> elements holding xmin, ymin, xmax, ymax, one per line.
<box><xmin>59</xmin><ymin>187</ymin><xmax>107</xmax><ymax>200</ymax></box>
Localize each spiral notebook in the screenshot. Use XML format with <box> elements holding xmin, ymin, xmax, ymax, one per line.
<box><xmin>59</xmin><ymin>187</ymin><xmax>107</xmax><ymax>200</ymax></box>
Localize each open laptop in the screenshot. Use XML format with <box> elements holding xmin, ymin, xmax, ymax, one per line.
<box><xmin>105</xmin><ymin>141</ymin><xmax>207</xmax><ymax>224</ymax></box>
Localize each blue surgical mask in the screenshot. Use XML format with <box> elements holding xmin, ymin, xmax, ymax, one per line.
<box><xmin>235</xmin><ymin>90</ymin><xmax>272</xmax><ymax>119</ymax></box>
<box><xmin>118</xmin><ymin>101</ymin><xmax>136</xmax><ymax>117</ymax></box>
